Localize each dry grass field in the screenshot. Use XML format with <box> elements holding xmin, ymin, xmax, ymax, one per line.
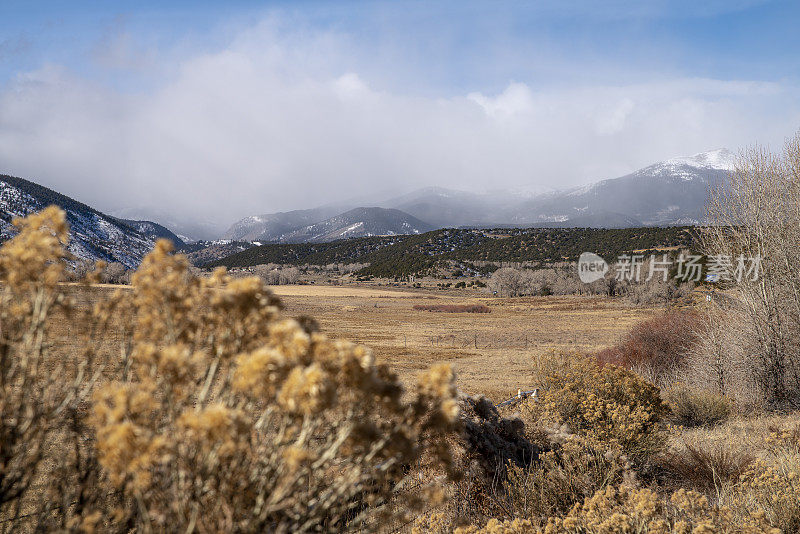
<box><xmin>270</xmin><ymin>285</ymin><xmax>659</xmax><ymax>401</ymax></box>
<box><xmin>54</xmin><ymin>283</ymin><xmax>657</xmax><ymax>402</ymax></box>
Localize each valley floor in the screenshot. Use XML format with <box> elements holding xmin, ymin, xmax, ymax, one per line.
<box><xmin>271</xmin><ymin>285</ymin><xmax>658</xmax><ymax>401</ymax></box>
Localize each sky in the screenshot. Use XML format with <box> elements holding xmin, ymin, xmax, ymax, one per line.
<box><xmin>1</xmin><ymin>0</ymin><xmax>799</xmax><ymax>230</ymax></box>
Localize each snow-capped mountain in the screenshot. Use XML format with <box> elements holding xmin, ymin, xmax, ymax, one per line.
<box><xmin>279</xmin><ymin>207</ymin><xmax>433</xmax><ymax>243</ymax></box>
<box><xmin>511</xmin><ymin>148</ymin><xmax>735</xmax><ymax>227</ymax></box>
<box><xmin>0</xmin><ymin>174</ymin><xmax>163</xmax><ymax>268</ymax></box>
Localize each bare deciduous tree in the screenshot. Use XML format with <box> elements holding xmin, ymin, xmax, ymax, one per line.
<box><xmin>103</xmin><ymin>262</ymin><xmax>129</xmax><ymax>284</ymax></box>
<box><xmin>279</xmin><ymin>266</ymin><xmax>300</xmax><ymax>284</ymax></box>
<box><xmin>698</xmin><ymin>132</ymin><xmax>800</xmax><ymax>407</ymax></box>
<box><xmin>250</xmin><ymin>264</ymin><xmax>301</xmax><ymax>285</ymax></box>
<box><xmin>489</xmin><ymin>267</ymin><xmax>527</xmax><ymax>297</ymax></box>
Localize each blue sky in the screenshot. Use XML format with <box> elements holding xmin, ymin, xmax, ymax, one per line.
<box><xmin>3</xmin><ymin>1</ymin><xmax>799</xmax><ymax>91</ymax></box>
<box><xmin>1</xmin><ymin>1</ymin><xmax>799</xmax><ymax>225</ymax></box>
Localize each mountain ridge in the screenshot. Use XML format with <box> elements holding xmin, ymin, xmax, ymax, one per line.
<box><xmin>223</xmin><ymin>148</ymin><xmax>735</xmax><ymax>238</ymax></box>
<box><xmin>0</xmin><ymin>174</ymin><xmax>166</xmax><ymax>268</ymax></box>
<box><xmin>510</xmin><ymin>148</ymin><xmax>734</xmax><ymax>226</ymax></box>
<box><xmin>280</xmin><ymin>207</ymin><xmax>434</xmax><ymax>243</ymax></box>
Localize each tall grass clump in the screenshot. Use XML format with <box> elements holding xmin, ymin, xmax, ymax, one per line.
<box><xmin>492</xmin><ymin>438</ymin><xmax>633</xmax><ymax>522</ymax></box>
<box><xmin>0</xmin><ymin>207</ymin><xmax>461</xmax><ymax>532</ymax></box>
<box><xmin>663</xmin><ymin>384</ymin><xmax>733</xmax><ymax>428</ymax></box>
<box><xmin>660</xmin><ymin>444</ymin><xmax>754</xmax><ymax>497</ymax></box>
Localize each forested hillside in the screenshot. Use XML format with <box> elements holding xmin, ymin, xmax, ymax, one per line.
<box><xmin>208</xmin><ymin>226</ymin><xmax>698</xmax><ymax>277</ymax></box>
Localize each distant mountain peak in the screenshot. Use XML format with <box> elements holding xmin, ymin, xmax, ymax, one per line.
<box><xmin>663</xmin><ymin>148</ymin><xmax>735</xmax><ymax>171</ymax></box>
<box><xmin>629</xmin><ymin>148</ymin><xmax>735</xmax><ymax>183</ymax></box>
<box><xmin>281</xmin><ymin>206</ymin><xmax>433</xmax><ymax>243</ymax></box>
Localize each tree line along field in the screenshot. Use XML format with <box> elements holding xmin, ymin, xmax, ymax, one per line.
<box><xmin>207</xmin><ymin>225</ymin><xmax>698</xmax><ymax>278</ymax></box>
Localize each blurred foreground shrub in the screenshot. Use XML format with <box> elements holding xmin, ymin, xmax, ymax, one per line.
<box><xmin>456</xmin><ymin>484</ymin><xmax>779</xmax><ymax>533</ymax></box>
<box><xmin>0</xmin><ymin>207</ymin><xmax>461</xmax><ymax>532</ymax></box>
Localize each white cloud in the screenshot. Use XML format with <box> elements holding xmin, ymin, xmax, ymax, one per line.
<box><xmin>333</xmin><ymin>73</ymin><xmax>370</xmax><ymax>100</ymax></box>
<box><xmin>468</xmin><ymin>83</ymin><xmax>535</xmax><ymax>118</ymax></box>
<box><xmin>0</xmin><ymin>19</ymin><xmax>798</xmax><ymax>232</ymax></box>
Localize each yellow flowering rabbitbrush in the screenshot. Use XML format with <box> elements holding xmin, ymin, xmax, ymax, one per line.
<box><xmin>457</xmin><ymin>484</ymin><xmax>780</xmax><ymax>533</ymax></box>
<box><xmin>733</xmin><ymin>422</ymin><xmax>800</xmax><ymax>532</ymax></box>
<box><xmin>0</xmin><ymin>207</ymin><xmax>75</xmax><ymax>520</ymax></box>
<box><xmin>521</xmin><ymin>353</ymin><xmax>668</xmax><ymax>461</ymax></box>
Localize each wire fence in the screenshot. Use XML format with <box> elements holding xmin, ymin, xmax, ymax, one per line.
<box><xmin>425</xmin><ymin>333</ymin><xmax>535</xmax><ymax>350</ymax></box>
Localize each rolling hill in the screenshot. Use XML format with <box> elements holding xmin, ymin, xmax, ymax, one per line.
<box><xmin>209</xmin><ymin>226</ymin><xmax>698</xmax><ymax>278</ymax></box>
<box><xmin>223</xmin><ymin>205</ymin><xmax>349</xmax><ymax>242</ymax></box>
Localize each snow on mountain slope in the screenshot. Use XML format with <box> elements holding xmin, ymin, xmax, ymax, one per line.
<box><xmin>280</xmin><ymin>207</ymin><xmax>434</xmax><ymax>243</ymax></box>
<box><xmin>662</xmin><ymin>148</ymin><xmax>735</xmax><ymax>172</ymax></box>
<box><xmin>111</xmin><ymin>218</ymin><xmax>185</xmax><ymax>246</ymax></box>
<box><xmin>0</xmin><ymin>174</ymin><xmax>158</xmax><ymax>268</ymax></box>
<box><xmin>630</xmin><ymin>148</ymin><xmax>735</xmax><ymax>181</ymax></box>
